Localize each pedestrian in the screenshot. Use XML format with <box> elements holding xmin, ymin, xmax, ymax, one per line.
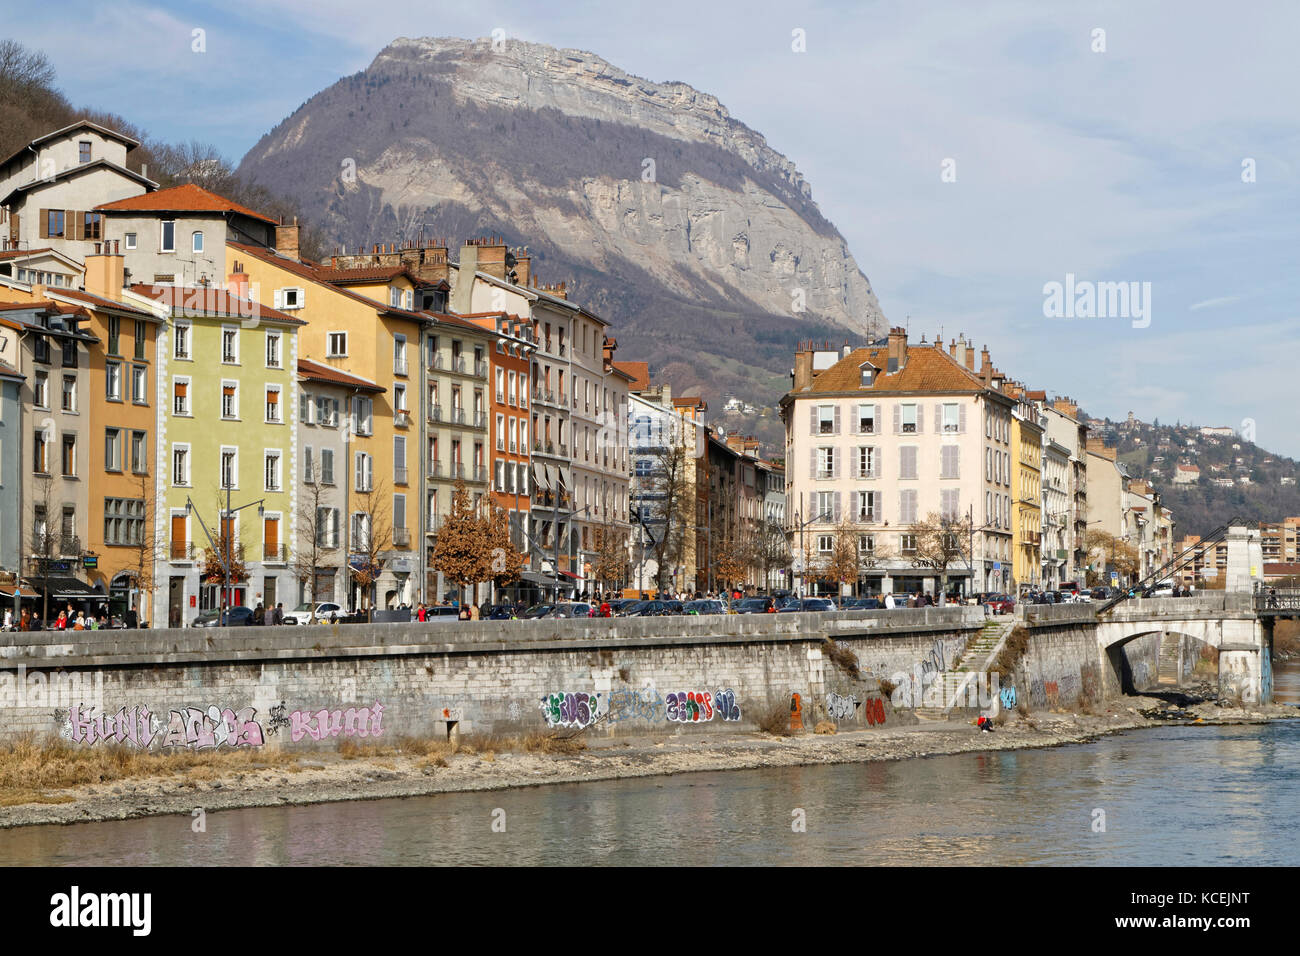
<box><xmin>458</xmin><ymin>604</ymin><xmax>471</xmax><ymax>621</ymax></box>
<box><xmin>125</xmin><ymin>607</ymin><xmax>138</xmax><ymax>629</ymax></box>
<box><xmin>56</xmin><ymin>610</ymin><xmax>67</xmax><ymax>630</ymax></box>
<box><xmin>599</xmin><ymin>600</ymin><xmax>612</xmax><ymax>618</ymax></box>
<box><xmin>2</xmin><ymin>608</ymin><xmax>10</xmax><ymax>631</ymax></box>
<box><xmin>253</xmin><ymin>603</ymin><xmax>265</xmax><ymax>625</ymax></box>
<box><xmin>417</xmin><ymin>603</ymin><xmax>427</xmax><ymax>622</ymax></box>
<box><xmin>72</xmin><ymin>612</ymin><xmax>85</xmax><ymax>630</ymax></box>
<box><xmin>19</xmin><ymin>608</ymin><xmax>30</xmax><ymax>631</ymax></box>
<box><xmin>273</xmin><ymin>602</ymin><xmax>284</xmax><ymax>625</ymax></box>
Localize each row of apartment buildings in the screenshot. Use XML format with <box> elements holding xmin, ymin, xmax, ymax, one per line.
<box><xmin>0</xmin><ymin>120</ymin><xmax>637</xmax><ymax>623</ymax></box>
<box><xmin>781</xmin><ymin>329</ymin><xmax>1174</xmax><ymax>597</ymax></box>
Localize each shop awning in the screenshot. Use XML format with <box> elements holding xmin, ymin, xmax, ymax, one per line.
<box><xmin>533</xmin><ymin>466</ymin><xmax>551</xmax><ymax>491</ymax></box>
<box><xmin>521</xmin><ymin>570</ymin><xmax>560</xmax><ymax>586</ymax></box>
<box><xmin>0</xmin><ymin>583</ymin><xmax>38</xmax><ymax>598</ymax></box>
<box><xmin>28</xmin><ymin>576</ymin><xmax>105</xmax><ymax>600</ymax></box>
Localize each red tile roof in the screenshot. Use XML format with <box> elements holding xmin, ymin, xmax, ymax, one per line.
<box><xmin>805</xmin><ymin>343</ymin><xmax>988</xmax><ymax>394</ymax></box>
<box><xmin>313</xmin><ymin>265</ymin><xmax>414</xmax><ymax>285</ymax></box>
<box><xmin>54</xmin><ymin>287</ymin><xmax>157</xmax><ymax>317</ymax></box>
<box><xmin>127</xmin><ymin>284</ymin><xmax>304</xmax><ymax>325</ymax></box>
<box><xmin>97</xmin><ymin>183</ymin><xmax>276</xmax><ymax>224</ymax></box>
<box><xmin>0</xmin><ymin>247</ymin><xmax>54</xmax><ymax>260</ymax></box>
<box><xmin>298</xmin><ymin>358</ymin><xmax>385</xmax><ymax>393</ymax></box>
<box><xmin>614</xmin><ymin>361</ymin><xmax>650</xmax><ymax>391</ymax></box>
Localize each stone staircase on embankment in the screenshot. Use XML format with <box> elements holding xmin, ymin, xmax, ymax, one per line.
<box><xmin>914</xmin><ymin>617</ymin><xmax>1018</xmax><ymax>720</ymax></box>
<box><xmin>1156</xmin><ymin>632</ymin><xmax>1181</xmax><ymax>687</ymax></box>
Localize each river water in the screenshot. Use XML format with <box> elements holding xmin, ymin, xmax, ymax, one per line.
<box><xmin>5</xmin><ymin>663</ymin><xmax>1299</xmax><ymax>866</ymax></box>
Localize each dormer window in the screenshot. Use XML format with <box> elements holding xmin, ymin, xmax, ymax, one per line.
<box><xmin>859</xmin><ymin>364</ymin><xmax>875</xmax><ymax>387</ymax></box>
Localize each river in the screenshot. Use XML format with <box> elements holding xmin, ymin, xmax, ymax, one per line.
<box><xmin>4</xmin><ymin>663</ymin><xmax>1299</xmax><ymax>866</ymax></box>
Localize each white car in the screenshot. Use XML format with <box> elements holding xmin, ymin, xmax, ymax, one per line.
<box><xmin>1147</xmin><ymin>582</ymin><xmax>1175</xmax><ymax>599</ymax></box>
<box><xmin>284</xmin><ymin>602</ymin><xmax>342</xmax><ymax>625</ymax></box>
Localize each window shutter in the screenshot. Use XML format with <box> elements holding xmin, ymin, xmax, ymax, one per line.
<box><xmin>39</xmin><ymin>210</ymin><xmax>48</xmax><ymax>240</ymax></box>
<box><xmin>953</xmin><ymin>447</ymin><xmax>960</xmax><ymax>479</ymax></box>
<box><xmin>915</xmin><ymin>403</ymin><xmax>924</xmax><ymax>433</ymax></box>
<box><xmin>833</xmin><ymin>405</ymin><xmax>841</xmax><ymax>435</ymax></box>
<box><xmin>808</xmin><ymin>493</ymin><xmax>817</xmax><ymax>521</ymax></box>
<box><xmin>810</xmin><ymin>447</ymin><xmax>817</xmax><ymax>478</ymax></box>
<box><xmin>875</xmin><ymin>447</ymin><xmax>883</xmax><ymax>479</ymax></box>
<box><xmin>893</xmin><ymin>404</ymin><xmax>900</xmax><ymax>434</ymax></box>
<box><xmin>850</xmin><ymin>491</ymin><xmax>859</xmax><ymax>519</ymax></box>
<box><xmin>809</xmin><ymin>405</ymin><xmax>817</xmax><ymax>435</ymax></box>
<box><xmin>876</xmin><ymin>492</ymin><xmax>886</xmax><ymax>526</ymax></box>
<box><xmin>935</xmin><ymin>405</ymin><xmax>941</xmax><ymax>432</ymax></box>
<box><xmin>899</xmin><ymin>491</ymin><xmax>908</xmax><ymax>525</ymax></box>
<box><xmin>833</xmin><ymin>492</ymin><xmax>842</xmax><ymax>523</ymax></box>
<box><xmin>960</xmin><ymin>404</ymin><xmax>967</xmax><ymax>433</ymax></box>
<box><xmin>833</xmin><ymin>451</ymin><xmax>840</xmax><ymax>479</ymax></box>
<box><xmin>273</xmin><ymin>289</ymin><xmax>283</xmax><ymax>309</ymax></box>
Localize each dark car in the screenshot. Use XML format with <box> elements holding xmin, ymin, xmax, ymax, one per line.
<box><xmin>683</xmin><ymin>599</ymin><xmax>726</xmax><ymax>615</ymax></box>
<box><xmin>732</xmin><ymin>597</ymin><xmax>771</xmax><ymax>614</ymax></box>
<box><xmin>800</xmin><ymin>597</ymin><xmax>837</xmax><ymax>612</ymax></box>
<box><xmin>486</xmin><ymin>604</ymin><xmax>519</xmax><ymax>620</ymax></box>
<box><xmin>191</xmin><ymin>606</ymin><xmax>255</xmax><ymax>628</ymax></box>
<box><xmin>615</xmin><ymin>600</ymin><xmax>647</xmax><ymax>617</ymax></box>
<box><xmin>845</xmin><ymin>596</ymin><xmax>883</xmax><ymax>609</ymax></box>
<box><xmin>520</xmin><ymin>604</ymin><xmax>555</xmax><ymax>619</ymax></box>
<box><xmin>546</xmin><ymin>603</ymin><xmax>594</xmax><ymax>619</ymax></box>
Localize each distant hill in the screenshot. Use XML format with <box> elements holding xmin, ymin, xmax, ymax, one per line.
<box><xmin>1087</xmin><ymin>413</ymin><xmax>1300</xmax><ymax>537</ymax></box>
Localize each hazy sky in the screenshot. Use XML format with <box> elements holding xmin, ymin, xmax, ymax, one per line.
<box><xmin>19</xmin><ymin>0</ymin><xmax>1300</xmax><ymax>454</ymax></box>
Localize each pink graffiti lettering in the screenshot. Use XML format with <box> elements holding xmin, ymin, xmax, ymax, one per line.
<box><xmin>289</xmin><ymin>703</ymin><xmax>385</xmax><ymax>742</ymax></box>
<box><xmin>65</xmin><ymin>704</ymin><xmax>157</xmax><ymax>748</ymax></box>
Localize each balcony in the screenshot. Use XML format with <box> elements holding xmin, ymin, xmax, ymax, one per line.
<box><xmin>472</xmin><ymin>411</ymin><xmax>487</xmax><ymax>429</ymax></box>
<box><xmin>425</xmin><ymin>515</ymin><xmax>442</xmax><ymax>536</ymax></box>
<box><xmin>430</xmin><ymin>354</ymin><xmax>445</xmax><ymax>371</ymax></box>
<box><xmin>428</xmin><ymin>405</ymin><xmax>443</xmax><ymax>423</ymax></box>
<box><xmin>393</xmin><ymin>528</ymin><xmax>411</xmax><ymax>548</ymax></box>
<box><xmin>496</xmin><ymin>390</ymin><xmax>505</xmax><ymax>404</ymax></box>
<box><xmin>395</xmin><ymin>466</ymin><xmax>408</xmax><ymax>485</ymax></box>
<box><xmin>170</xmin><ymin>540</ymin><xmax>194</xmax><ymax>561</ymax></box>
<box><xmin>475</xmin><ymin>360</ymin><xmax>488</xmax><ymax>378</ymax></box>
<box><xmin>263</xmin><ymin>544</ymin><xmax>288</xmax><ymax>562</ymax></box>
<box><xmin>453</xmin><ymin>462</ymin><xmax>465</xmax><ymax>479</ymax></box>
<box><xmin>429</xmin><ymin>461</ymin><xmax>444</xmax><ymax>478</ymax></box>
<box><xmin>59</xmin><ymin>534</ymin><xmax>80</xmax><ymax>556</ymax></box>
<box><xmin>394</xmin><ymin>357</ymin><xmax>408</xmax><ymax>376</ymax></box>
<box><xmin>532</xmin><ymin>389</ymin><xmax>544</xmax><ymax>404</ymax></box>
<box><xmin>450</xmin><ymin>407</ymin><xmax>466</xmax><ymax>425</ymax></box>
<box><xmin>394</xmin><ymin>411</ymin><xmax>411</xmax><ymax>428</ymax></box>
<box><xmin>471</xmin><ymin>466</ymin><xmax>489</xmax><ymax>483</ymax></box>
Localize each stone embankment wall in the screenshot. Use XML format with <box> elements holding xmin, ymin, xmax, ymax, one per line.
<box><xmin>0</xmin><ymin>608</ymin><xmax>985</xmax><ymax>751</ymax></box>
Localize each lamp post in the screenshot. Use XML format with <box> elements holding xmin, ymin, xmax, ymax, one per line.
<box><xmin>791</xmin><ymin>510</ymin><xmax>831</xmax><ymax>599</ymax></box>
<box><xmin>187</xmin><ymin>491</ymin><xmax>264</xmax><ymax>621</ymax></box>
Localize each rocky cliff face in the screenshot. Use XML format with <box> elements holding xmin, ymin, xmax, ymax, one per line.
<box><xmin>238</xmin><ymin>36</ymin><xmax>885</xmax><ymax>416</ymax></box>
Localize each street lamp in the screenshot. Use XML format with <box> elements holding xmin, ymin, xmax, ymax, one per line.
<box><xmin>187</xmin><ymin>492</ymin><xmax>264</xmax><ymax>621</ymax></box>
<box><xmin>791</xmin><ymin>510</ymin><xmax>831</xmax><ymax>599</ymax></box>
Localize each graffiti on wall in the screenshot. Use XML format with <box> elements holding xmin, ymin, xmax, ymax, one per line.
<box><xmin>863</xmin><ymin>697</ymin><xmax>887</xmax><ymax>725</ymax></box>
<box><xmin>918</xmin><ymin>640</ymin><xmax>948</xmax><ymax>676</ymax></box>
<box><xmin>289</xmin><ymin>703</ymin><xmax>385</xmax><ymax>742</ymax></box>
<box><xmin>790</xmin><ymin>693</ymin><xmax>804</xmax><ymax>732</ymax></box>
<box><xmin>266</xmin><ymin>702</ymin><xmax>291</xmax><ymax>737</ymax></box>
<box><xmin>63</xmin><ymin>703</ymin><xmax>265</xmax><ymax>750</ymax></box>
<box><xmin>825</xmin><ymin>692</ymin><xmax>859</xmax><ymax>721</ymax></box>
<box><xmin>999</xmin><ymin>687</ymin><xmax>1017</xmax><ymax>709</ymax></box>
<box><xmin>540</xmin><ymin>692</ymin><xmax>600</xmax><ymax>729</ymax></box>
<box><xmin>605</xmin><ymin>687</ymin><xmax>662</xmax><ymax>723</ymax></box>
<box><xmin>540</xmin><ymin>687</ymin><xmax>743</xmax><ymax>727</ymax></box>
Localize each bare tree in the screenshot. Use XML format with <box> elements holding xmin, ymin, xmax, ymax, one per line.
<box><xmin>752</xmin><ymin>518</ymin><xmax>792</xmax><ymax>591</ymax></box>
<box><xmin>28</xmin><ymin>474</ymin><xmax>56</xmax><ymax>623</ymax></box>
<box><xmin>350</xmin><ymin>477</ymin><xmax>393</xmax><ymax>617</ymax></box>
<box><xmin>122</xmin><ymin>472</ymin><xmax>165</xmax><ymax>625</ymax></box>
<box><xmin>912</xmin><ymin>511</ymin><xmax>974</xmax><ymax>603</ymax></box>
<box><xmin>292</xmin><ymin>479</ymin><xmax>337</xmax><ymax>620</ymax></box>
<box><xmin>636</xmin><ymin>421</ymin><xmax>695</xmax><ymax>593</ymax></box>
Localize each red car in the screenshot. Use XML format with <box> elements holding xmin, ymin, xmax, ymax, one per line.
<box><xmin>984</xmin><ymin>593</ymin><xmax>1016</xmax><ymax>615</ymax></box>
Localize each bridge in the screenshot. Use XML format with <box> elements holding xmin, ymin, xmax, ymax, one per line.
<box><xmin>1020</xmin><ymin>592</ymin><xmax>1272</xmax><ymax>704</ymax></box>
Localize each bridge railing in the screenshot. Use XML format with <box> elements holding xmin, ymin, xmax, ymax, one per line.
<box><xmin>1255</xmin><ymin>587</ymin><xmax>1300</xmax><ymax>611</ymax></box>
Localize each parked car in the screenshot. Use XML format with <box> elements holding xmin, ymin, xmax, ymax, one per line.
<box><xmin>615</xmin><ymin>600</ymin><xmax>648</xmax><ymax>617</ymax></box>
<box><xmin>545</xmin><ymin>602</ymin><xmax>594</xmax><ymax>618</ymax></box>
<box><xmin>732</xmin><ymin>597</ymin><xmax>771</xmax><ymax>614</ymax></box>
<box><xmin>284</xmin><ymin>602</ymin><xmax>342</xmax><ymax>625</ymax></box>
<box><xmin>1145</xmin><ymin>581</ymin><xmax>1176</xmax><ymax>598</ymax></box>
<box><xmin>684</xmin><ymin>599</ymin><xmax>727</xmax><ymax>615</ymax></box>
<box><xmin>984</xmin><ymin>594</ymin><xmax>1016</xmax><ymax>615</ymax></box>
<box><xmin>800</xmin><ymin>597</ymin><xmax>837</xmax><ymax>612</ymax></box>
<box><xmin>519</xmin><ymin>604</ymin><xmax>554</xmax><ymax>619</ymax></box>
<box><xmin>192</xmin><ymin>606</ymin><xmax>255</xmax><ymax>628</ymax></box>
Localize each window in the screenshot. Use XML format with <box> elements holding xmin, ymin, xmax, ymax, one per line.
<box><xmin>300</xmin><ymin>391</ymin><xmax>313</xmax><ymax>425</ymax></box>
<box><xmin>635</xmin><ymin>458</ymin><xmax>653</xmax><ymax>477</ymax></box>
<box><xmin>276</xmin><ymin>288</ymin><xmax>303</xmax><ymax>310</ymax></box>
<box><xmin>45</xmin><ymin>209</ymin><xmax>65</xmax><ymax>238</ymax></box>
<box><xmin>901</xmin><ymin>403</ymin><xmax>918</xmax><ymax>433</ymax></box>
<box><xmin>221</xmin><ymin>326</ymin><xmax>238</xmax><ymax>363</ymax></box>
<box><xmin>125</xmin><ymin>232</ymin><xmax>137</xmax><ymax>250</ymax></box>
<box><xmin>394</xmin><ymin>383</ymin><xmax>407</xmax><ymax>413</ymax></box>
<box><xmin>857</xmin><ymin>490</ymin><xmax>878</xmax><ymax>522</ymax></box>
<box><xmin>134</xmin><ymin>320</ymin><xmax>146</xmax><ymax>359</ymax></box>
<box><xmin>351</xmin><ymin>513</ymin><xmax>371</xmax><ymax>550</ymax></box>
<box><xmin>103</xmin><ymin>498</ymin><xmax>145</xmax><ymax>546</ymax></box>
<box><xmin>83</xmin><ymin>212</ymin><xmax>101</xmax><ymax>241</ymax></box>
<box><xmin>943</xmin><ymin>403</ymin><xmax>960</xmax><ymax>432</ymax></box>
<box><xmin>393</xmin><ymin>494</ymin><xmax>407</xmax><ymax>536</ymax></box>
<box><xmin>104</xmin><ymin>428</ymin><xmax>121</xmax><ymax>472</ymax></box>
<box><xmin>320</xmin><ymin>449</ymin><xmax>335</xmax><ymax>485</ymax></box>
<box><xmin>816</xmin><ymin>447</ymin><xmax>835</xmax><ymax>479</ymax></box>
<box><xmin>859</xmin><ymin>534</ymin><xmax>875</xmax><ymax>554</ymax></box>
<box><xmin>172</xmin><ymin>446</ymin><xmax>190</xmax><ymax>486</ymax></box>
<box><xmin>264</xmin><ymin>451</ymin><xmax>281</xmax><ymax>492</ymax></box>
<box><xmin>222</xmin><ymin>382</ymin><xmax>238</xmax><ymax>419</ymax></box>
<box><xmin>192</xmin><ymin>231</ymin><xmax>204</xmax><ymax>254</ymax></box>
<box><xmin>817</xmin><ymin>535</ymin><xmax>834</xmax><ymax>554</ymax></box>
<box><xmin>265</xmin><ymin>386</ymin><xmax>281</xmax><ymax>423</ymax></box>
<box><xmin>34</xmin><ymin>370</ymin><xmax>48</xmax><ymax>408</ymax></box>
<box><xmin>61</xmin><ymin>434</ymin><xmax>76</xmax><ymax>477</ymax></box>
<box><xmin>316</xmin><ymin>396</ymin><xmax>339</xmax><ymax>427</ymax></box>
<box><xmin>265</xmin><ymin>331</ymin><xmax>281</xmax><ymax>368</ymax></box>
<box><xmin>496</xmin><ymin>413</ymin><xmax>505</xmax><ymax>450</ymax></box>
<box><xmin>107</xmin><ymin>318</ymin><xmax>121</xmax><ymax>355</ymax></box>
<box><xmin>495</xmin><ymin>368</ymin><xmax>505</xmax><ymax>403</ymax></box>
<box><xmin>860</xmin><ymin>366</ymin><xmax>874</xmax><ymax>387</ymax></box>
<box><xmin>941</xmin><ymin>489</ymin><xmax>961</xmax><ymax>519</ymax></box>
<box><xmin>858</xmin><ymin>446</ymin><xmax>876</xmax><ymax>478</ymax></box>
<box><xmin>33</xmin><ymin>431</ymin><xmax>49</xmax><ymax>474</ymax></box>
<box><xmin>61</xmin><ymin>375</ymin><xmax>76</xmax><ymax>412</ymax></box>
<box><xmin>941</xmin><ymin>445</ymin><xmax>960</xmax><ymax>479</ymax></box>
<box><xmin>316</xmin><ymin>508</ymin><xmax>340</xmax><ymax>548</ymax></box>
<box><xmin>220</xmin><ymin>448</ymin><xmax>237</xmax><ymax>489</ymax></box>
<box><xmin>105</xmin><ymin>361</ymin><xmax>122</xmax><ymax>401</ymax></box>
<box><xmin>394</xmin><ymin>436</ymin><xmax>407</xmax><ymax>484</ymax></box>
<box><xmin>508</xmin><ymin>371</ymin><xmax>517</xmax><ymax>405</ymax></box>
<box><xmin>858</xmin><ymin>403</ymin><xmax>876</xmax><ymax>434</ymax></box>
<box><xmin>327</xmin><ymin>332</ymin><xmax>347</xmax><ymax>357</ymax></box>
<box><xmin>174</xmin><ymin>322</ymin><xmax>191</xmax><ymax>359</ymax></box>
<box><xmin>131</xmin><ymin>430</ymin><xmax>147</xmax><ymax>473</ymax></box>
<box><xmin>354</xmin><ymin>452</ymin><xmax>373</xmax><ymax>492</ymax></box>
<box><xmin>173</xmin><ymin>378</ymin><xmax>189</xmax><ymax>415</ymax></box>
<box><xmin>34</xmin><ymin>336</ymin><xmax>49</xmax><ymax>365</ymax></box>
<box><xmin>303</xmin><ymin>446</ymin><xmax>314</xmax><ymax>483</ymax></box>
<box><xmin>61</xmin><ymin>340</ymin><xmax>77</xmax><ymax>368</ymax></box>
<box><xmin>161</xmin><ymin>220</ymin><xmax>175</xmax><ymax>253</ymax></box>
<box><xmin>352</xmin><ymin>397</ymin><xmax>372</xmax><ymax>436</ymax></box>
<box><xmin>898</xmin><ymin>489</ymin><xmax>918</xmax><ymax>524</ymax></box>
<box><xmin>394</xmin><ymin>335</ymin><xmax>407</xmax><ymax>375</ymax></box>
<box><xmin>818</xmin><ymin>405</ymin><xmax>835</xmax><ymax>434</ymax></box>
<box><xmin>79</xmin><ymin>141</ymin><xmax>91</xmax><ymax>163</ymax></box>
<box><xmin>901</xmin><ymin>533</ymin><xmax>918</xmax><ymax>555</ymax></box>
<box><xmin>131</xmin><ymin>365</ymin><xmax>147</xmax><ymax>404</ymax></box>
<box><xmin>899</xmin><ymin>446</ymin><xmax>917</xmax><ymax>480</ymax></box>
<box><xmin>816</xmin><ymin>490</ymin><xmax>835</xmax><ymax>520</ymax></box>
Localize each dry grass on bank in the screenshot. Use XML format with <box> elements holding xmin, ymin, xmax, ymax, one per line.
<box><xmin>755</xmin><ymin>701</ymin><xmax>795</xmax><ymax>737</ymax></box>
<box><xmin>0</xmin><ymin>735</ymin><xmax>302</xmax><ymax>802</ymax></box>
<box><xmin>336</xmin><ymin>731</ymin><xmax>587</xmax><ymax>767</ymax></box>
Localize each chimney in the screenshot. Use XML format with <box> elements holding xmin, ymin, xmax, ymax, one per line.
<box><xmin>793</xmin><ymin>344</ymin><xmax>814</xmax><ymax>391</ymax></box>
<box><xmin>450</xmin><ymin>242</ymin><xmax>479</xmax><ymax>315</ymax></box>
<box><xmin>1086</xmin><ymin>437</ymin><xmax>1116</xmax><ymax>461</ymax></box>
<box><xmin>276</xmin><ymin>217</ymin><xmax>300</xmax><ymax>262</ymax></box>
<box><xmin>83</xmin><ymin>245</ymin><xmax>126</xmax><ymax>298</ymax></box>
<box><xmin>228</xmin><ymin>262</ymin><xmax>250</xmax><ymax>300</ymax></box>
<box><xmin>979</xmin><ymin>346</ymin><xmax>992</xmax><ymax>383</ymax></box>
<box><xmin>954</xmin><ymin>334</ymin><xmax>968</xmax><ymax>369</ymax></box>
<box><xmin>887</xmin><ymin>326</ymin><xmax>907</xmax><ymax>374</ymax></box>
<box><xmin>471</xmin><ymin>236</ymin><xmax>508</xmax><ymax>280</ymax></box>
<box><xmin>512</xmin><ymin>247</ymin><xmax>530</xmax><ymax>287</ymax></box>
<box><xmin>1052</xmin><ymin>396</ymin><xmax>1078</xmax><ymax>420</ymax></box>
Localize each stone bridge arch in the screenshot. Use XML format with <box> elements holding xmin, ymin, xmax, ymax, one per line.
<box><xmin>1100</xmin><ymin>627</ymin><xmax>1218</xmax><ymax>694</ymax></box>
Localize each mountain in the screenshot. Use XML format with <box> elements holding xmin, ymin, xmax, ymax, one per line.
<box><xmin>237</xmin><ymin>36</ymin><xmax>886</xmax><ymax>426</ymax></box>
